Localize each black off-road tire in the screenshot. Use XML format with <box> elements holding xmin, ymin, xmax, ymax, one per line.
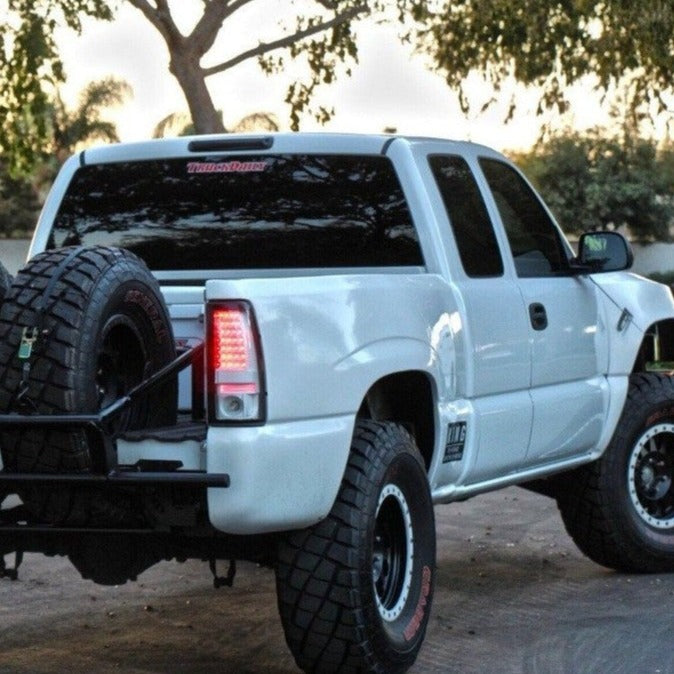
<box><xmin>557</xmin><ymin>374</ymin><xmax>674</xmax><ymax>572</ymax></box>
<box><xmin>0</xmin><ymin>246</ymin><xmax>177</xmax><ymax>525</ymax></box>
<box><xmin>276</xmin><ymin>420</ymin><xmax>436</xmax><ymax>673</ymax></box>
<box><xmin>0</xmin><ymin>260</ymin><xmax>12</xmax><ymax>303</ymax></box>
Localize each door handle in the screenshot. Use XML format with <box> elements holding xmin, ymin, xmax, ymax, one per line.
<box><xmin>529</xmin><ymin>303</ymin><xmax>548</xmax><ymax>331</ymax></box>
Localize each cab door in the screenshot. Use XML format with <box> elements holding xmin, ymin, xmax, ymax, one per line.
<box><xmin>427</xmin><ymin>153</ymin><xmax>533</xmax><ymax>483</ymax></box>
<box><xmin>477</xmin><ymin>158</ymin><xmax>608</xmax><ymax>466</ymax></box>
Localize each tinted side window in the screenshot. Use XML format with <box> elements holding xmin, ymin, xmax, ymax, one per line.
<box><xmin>429</xmin><ymin>155</ymin><xmax>503</xmax><ymax>277</ymax></box>
<box><xmin>50</xmin><ymin>155</ymin><xmax>423</xmax><ymax>270</ymax></box>
<box><xmin>479</xmin><ymin>158</ymin><xmax>569</xmax><ymax>277</ymax></box>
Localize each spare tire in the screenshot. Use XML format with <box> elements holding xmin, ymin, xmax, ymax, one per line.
<box><xmin>0</xmin><ymin>246</ymin><xmax>177</xmax><ymax>524</ymax></box>
<box><xmin>0</xmin><ymin>260</ymin><xmax>12</xmax><ymax>303</ymax></box>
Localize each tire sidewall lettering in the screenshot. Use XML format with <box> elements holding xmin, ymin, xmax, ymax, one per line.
<box><xmin>371</xmin><ymin>448</ymin><xmax>435</xmax><ymax>652</ymax></box>
<box><xmin>403</xmin><ymin>565</ymin><xmax>432</xmax><ymax>642</ymax></box>
<box><xmin>122</xmin><ymin>287</ymin><xmax>170</xmax><ymax>346</ymax></box>
<box><xmin>645</xmin><ymin>405</ymin><xmax>674</xmax><ymax>429</ymax></box>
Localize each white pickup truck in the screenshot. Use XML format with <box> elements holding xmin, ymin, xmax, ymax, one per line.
<box><xmin>1</xmin><ymin>133</ymin><xmax>673</xmax><ymax>673</ymax></box>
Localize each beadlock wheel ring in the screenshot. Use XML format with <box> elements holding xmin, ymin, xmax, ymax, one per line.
<box><xmin>372</xmin><ymin>483</ymin><xmax>414</xmax><ymax>622</ymax></box>
<box><xmin>627</xmin><ymin>423</ymin><xmax>674</xmax><ymax>529</ymax></box>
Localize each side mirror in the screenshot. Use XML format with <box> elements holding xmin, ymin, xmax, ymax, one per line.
<box><xmin>576</xmin><ymin>231</ymin><xmax>634</xmax><ymax>273</ymax></box>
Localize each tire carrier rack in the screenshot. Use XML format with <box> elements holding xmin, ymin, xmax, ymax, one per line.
<box><xmin>0</xmin><ymin>339</ymin><xmax>235</xmax><ymax>583</ymax></box>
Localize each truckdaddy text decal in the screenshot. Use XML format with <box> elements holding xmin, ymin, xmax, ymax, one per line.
<box><xmin>186</xmin><ymin>160</ymin><xmax>269</xmax><ymax>174</ymax></box>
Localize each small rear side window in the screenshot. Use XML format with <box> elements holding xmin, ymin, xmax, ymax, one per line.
<box><xmin>429</xmin><ymin>154</ymin><xmax>504</xmax><ymax>277</ymax></box>
<box><xmin>49</xmin><ymin>154</ymin><xmax>423</xmax><ymax>270</ymax></box>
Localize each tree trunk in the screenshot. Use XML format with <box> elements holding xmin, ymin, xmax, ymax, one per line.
<box><xmin>169</xmin><ymin>51</ymin><xmax>226</xmax><ymax>134</ymax></box>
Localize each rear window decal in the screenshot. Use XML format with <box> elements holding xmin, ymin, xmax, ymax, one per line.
<box><xmin>187</xmin><ymin>160</ymin><xmax>268</xmax><ymax>174</ymax></box>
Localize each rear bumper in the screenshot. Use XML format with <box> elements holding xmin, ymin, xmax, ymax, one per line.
<box><xmin>206</xmin><ymin>414</ymin><xmax>353</xmax><ymax>535</ymax></box>
<box><xmin>0</xmin><ymin>469</ymin><xmax>229</xmax><ymax>488</ymax></box>
<box><xmin>0</xmin><ymin>410</ymin><xmax>355</xmax><ymax>537</ymax></box>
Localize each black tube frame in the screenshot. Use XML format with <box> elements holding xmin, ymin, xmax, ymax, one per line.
<box><xmin>0</xmin><ymin>338</ymin><xmax>229</xmax><ymax>490</ymax></box>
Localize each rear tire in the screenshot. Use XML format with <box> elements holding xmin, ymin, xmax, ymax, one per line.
<box><xmin>276</xmin><ymin>420</ymin><xmax>435</xmax><ymax>673</ymax></box>
<box><xmin>0</xmin><ymin>246</ymin><xmax>177</xmax><ymax>524</ymax></box>
<box><xmin>557</xmin><ymin>374</ymin><xmax>674</xmax><ymax>572</ymax></box>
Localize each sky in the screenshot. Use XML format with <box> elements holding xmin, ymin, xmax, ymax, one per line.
<box><xmin>55</xmin><ymin>2</ymin><xmax>618</xmax><ymax>152</ymax></box>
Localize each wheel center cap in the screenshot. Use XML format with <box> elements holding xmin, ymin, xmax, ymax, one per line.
<box><xmin>640</xmin><ymin>464</ymin><xmax>655</xmax><ymax>488</ymax></box>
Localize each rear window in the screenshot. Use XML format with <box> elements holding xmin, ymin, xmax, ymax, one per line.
<box><xmin>49</xmin><ymin>154</ymin><xmax>423</xmax><ymax>270</ymax></box>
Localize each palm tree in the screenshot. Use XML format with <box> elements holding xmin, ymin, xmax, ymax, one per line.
<box><xmin>49</xmin><ymin>77</ymin><xmax>132</xmax><ymax>161</ymax></box>
<box><xmin>152</xmin><ymin>111</ymin><xmax>279</xmax><ymax>139</ymax></box>
<box><xmin>35</xmin><ymin>77</ymin><xmax>132</xmax><ymax>192</ymax></box>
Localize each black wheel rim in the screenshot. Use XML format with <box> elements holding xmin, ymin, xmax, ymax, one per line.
<box><xmin>372</xmin><ymin>483</ymin><xmax>414</xmax><ymax>622</ymax></box>
<box><xmin>96</xmin><ymin>317</ymin><xmax>144</xmax><ymax>413</ymax></box>
<box><xmin>628</xmin><ymin>423</ymin><xmax>674</xmax><ymax>529</ymax></box>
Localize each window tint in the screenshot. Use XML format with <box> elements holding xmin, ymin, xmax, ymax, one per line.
<box><xmin>50</xmin><ymin>154</ymin><xmax>423</xmax><ymax>270</ymax></box>
<box><xmin>479</xmin><ymin>158</ymin><xmax>569</xmax><ymax>277</ymax></box>
<box><xmin>429</xmin><ymin>155</ymin><xmax>503</xmax><ymax>277</ymax></box>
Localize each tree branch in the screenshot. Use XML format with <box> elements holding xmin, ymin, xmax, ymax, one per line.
<box><xmin>126</xmin><ymin>0</ymin><xmax>183</xmax><ymax>46</ymax></box>
<box><xmin>190</xmin><ymin>0</ymin><xmax>256</xmax><ymax>56</ymax></box>
<box><xmin>202</xmin><ymin>4</ymin><xmax>369</xmax><ymax>78</ymax></box>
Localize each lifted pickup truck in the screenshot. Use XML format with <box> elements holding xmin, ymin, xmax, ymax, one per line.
<box><xmin>1</xmin><ymin>133</ymin><xmax>674</xmax><ymax>673</ymax></box>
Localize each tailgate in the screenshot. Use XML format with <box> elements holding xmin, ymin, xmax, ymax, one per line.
<box><xmin>162</xmin><ymin>286</ymin><xmax>204</xmax><ymax>411</ymax></box>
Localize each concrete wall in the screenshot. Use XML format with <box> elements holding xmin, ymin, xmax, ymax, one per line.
<box><xmin>631</xmin><ymin>242</ymin><xmax>674</xmax><ymax>277</ymax></box>
<box><xmin>1</xmin><ymin>238</ymin><xmax>673</xmax><ymax>278</ymax></box>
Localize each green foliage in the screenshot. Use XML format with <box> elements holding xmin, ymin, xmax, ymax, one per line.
<box><xmin>0</xmin><ymin>0</ymin><xmax>113</xmax><ymax>177</ymax></box>
<box><xmin>0</xmin><ymin>166</ymin><xmax>41</xmax><ymax>238</ymax></box>
<box><xmin>649</xmin><ymin>271</ymin><xmax>674</xmax><ymax>286</ymax></box>
<box><xmin>0</xmin><ymin>77</ymin><xmax>128</xmax><ymax>239</ymax></box>
<box><xmin>412</xmin><ymin>1</ymin><xmax>674</xmax><ymax>123</ymax></box>
<box><xmin>512</xmin><ymin>130</ymin><xmax>673</xmax><ymax>240</ymax></box>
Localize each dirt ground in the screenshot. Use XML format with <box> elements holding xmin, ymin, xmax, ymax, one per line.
<box><xmin>1</xmin><ymin>487</ymin><xmax>673</xmax><ymax>674</ymax></box>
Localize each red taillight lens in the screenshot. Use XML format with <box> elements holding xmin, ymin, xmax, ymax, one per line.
<box><xmin>207</xmin><ymin>302</ymin><xmax>263</xmax><ymax>422</ymax></box>
<box><xmin>212</xmin><ymin>308</ymin><xmax>250</xmax><ymax>372</ymax></box>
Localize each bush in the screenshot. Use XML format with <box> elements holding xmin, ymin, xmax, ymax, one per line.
<box><xmin>0</xmin><ymin>169</ymin><xmax>40</xmax><ymax>238</ymax></box>
<box><xmin>648</xmin><ymin>271</ymin><xmax>674</xmax><ymax>286</ymax></box>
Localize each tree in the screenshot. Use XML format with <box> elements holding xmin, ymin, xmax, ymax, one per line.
<box><xmin>0</xmin><ymin>1</ymin><xmax>113</xmax><ymax>176</ymax></box>
<box><xmin>512</xmin><ymin>129</ymin><xmax>673</xmax><ymax>241</ymax></box>
<box><xmin>1</xmin><ymin>0</ymin><xmax>407</xmax><ymax>170</ymax></box>
<box><xmin>0</xmin><ymin>78</ymin><xmax>129</xmax><ymax>238</ymax></box>
<box><xmin>152</xmin><ymin>110</ymin><xmax>278</xmax><ymax>138</ymax></box>
<box><xmin>3</xmin><ymin>1</ymin><xmax>674</xmax><ymax>177</ymax></box>
<box><xmin>124</xmin><ymin>0</ymin><xmax>409</xmax><ymax>134</ymax></box>
<box><xmin>38</xmin><ymin>77</ymin><xmax>131</xmax><ymax>187</ymax></box>
<box><xmin>413</xmin><ymin>1</ymin><xmax>674</xmax><ymax>124</ymax></box>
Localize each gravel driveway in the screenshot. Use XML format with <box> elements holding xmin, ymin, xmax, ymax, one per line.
<box><xmin>1</xmin><ymin>486</ymin><xmax>673</xmax><ymax>673</ymax></box>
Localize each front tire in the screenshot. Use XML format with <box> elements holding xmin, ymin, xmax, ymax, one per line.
<box><xmin>276</xmin><ymin>420</ymin><xmax>435</xmax><ymax>673</ymax></box>
<box><xmin>558</xmin><ymin>374</ymin><xmax>674</xmax><ymax>572</ymax></box>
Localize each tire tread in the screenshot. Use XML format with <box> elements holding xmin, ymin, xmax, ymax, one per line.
<box><xmin>276</xmin><ymin>420</ymin><xmax>432</xmax><ymax>673</ymax></box>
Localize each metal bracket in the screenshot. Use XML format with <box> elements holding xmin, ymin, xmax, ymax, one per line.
<box><xmin>209</xmin><ymin>558</ymin><xmax>236</xmax><ymax>589</ymax></box>
<box><xmin>0</xmin><ymin>551</ymin><xmax>23</xmax><ymax>581</ymax></box>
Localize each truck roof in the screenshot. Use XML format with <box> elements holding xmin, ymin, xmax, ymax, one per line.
<box><xmin>80</xmin><ymin>132</ymin><xmax>500</xmax><ymax>165</ymax></box>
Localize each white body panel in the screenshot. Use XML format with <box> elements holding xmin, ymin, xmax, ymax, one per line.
<box><xmin>27</xmin><ymin>132</ymin><xmax>674</xmax><ymax>534</ymax></box>
<box><xmin>204</xmin><ymin>273</ymin><xmax>450</xmax><ymax>532</ymax></box>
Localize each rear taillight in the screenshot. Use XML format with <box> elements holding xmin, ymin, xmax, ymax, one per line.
<box><xmin>207</xmin><ymin>301</ymin><xmax>264</xmax><ymax>422</ymax></box>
